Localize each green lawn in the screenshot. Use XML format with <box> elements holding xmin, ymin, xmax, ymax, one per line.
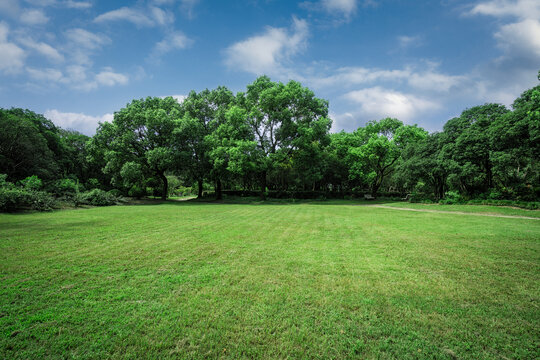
<box><xmin>1</xmin><ymin>201</ymin><xmax>539</xmax><ymax>359</ymax></box>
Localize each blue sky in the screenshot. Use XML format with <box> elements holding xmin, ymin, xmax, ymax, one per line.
<box><xmin>0</xmin><ymin>0</ymin><xmax>539</xmax><ymax>135</ymax></box>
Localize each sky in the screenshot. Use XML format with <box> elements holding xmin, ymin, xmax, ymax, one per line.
<box><xmin>0</xmin><ymin>0</ymin><xmax>539</xmax><ymax>135</ymax></box>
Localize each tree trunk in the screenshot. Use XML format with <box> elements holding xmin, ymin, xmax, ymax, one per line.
<box><xmin>197</xmin><ymin>178</ymin><xmax>203</xmax><ymax>198</ymax></box>
<box><xmin>158</xmin><ymin>172</ymin><xmax>168</xmax><ymax>200</ymax></box>
<box><xmin>215</xmin><ymin>178</ymin><xmax>222</xmax><ymax>200</ymax></box>
<box><xmin>260</xmin><ymin>171</ymin><xmax>267</xmax><ymax>199</ymax></box>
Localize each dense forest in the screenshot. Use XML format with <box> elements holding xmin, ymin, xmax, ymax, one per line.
<box><xmin>1</xmin><ymin>73</ymin><xmax>539</xmax><ymax>211</ymax></box>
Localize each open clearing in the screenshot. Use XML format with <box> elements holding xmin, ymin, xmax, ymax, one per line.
<box><xmin>1</xmin><ymin>201</ymin><xmax>539</xmax><ymax>359</ymax></box>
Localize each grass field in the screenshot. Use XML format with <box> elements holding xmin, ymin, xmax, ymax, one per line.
<box><xmin>1</xmin><ymin>201</ymin><xmax>539</xmax><ymax>359</ymax></box>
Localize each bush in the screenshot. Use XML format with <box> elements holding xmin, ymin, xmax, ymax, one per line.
<box><xmin>440</xmin><ymin>191</ymin><xmax>463</xmax><ymax>205</ymax></box>
<box><xmin>52</xmin><ymin>178</ymin><xmax>79</xmax><ymax>197</ymax></box>
<box><xmin>0</xmin><ymin>186</ymin><xmax>55</xmax><ymax>212</ymax></box>
<box><xmin>81</xmin><ymin>189</ymin><xmax>117</xmax><ymax>206</ymax></box>
<box><xmin>19</xmin><ymin>175</ymin><xmax>42</xmax><ymax>190</ymax></box>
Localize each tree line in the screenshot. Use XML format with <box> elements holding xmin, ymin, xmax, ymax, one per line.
<box><xmin>1</xmin><ymin>73</ymin><xmax>539</xmax><ymax>210</ymax></box>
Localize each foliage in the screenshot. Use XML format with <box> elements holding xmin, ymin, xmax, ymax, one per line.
<box><xmin>1</xmin><ymin>73</ymin><xmax>539</xmax><ymax>204</ymax></box>
<box><xmin>80</xmin><ymin>189</ymin><xmax>117</xmax><ymax>206</ymax></box>
<box><xmin>0</xmin><ymin>178</ymin><xmax>55</xmax><ymax>212</ymax></box>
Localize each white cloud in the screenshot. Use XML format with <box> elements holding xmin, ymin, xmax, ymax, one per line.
<box><xmin>311</xmin><ymin>65</ymin><xmax>464</xmax><ymax>93</ymax></box>
<box><xmin>466</xmin><ymin>0</ymin><xmax>540</xmax><ymax>106</ymax></box>
<box><xmin>469</xmin><ymin>0</ymin><xmax>540</xmax><ymax>20</ymax></box>
<box><xmin>344</xmin><ymin>87</ymin><xmax>440</xmax><ymax>121</ymax></box>
<box><xmin>224</xmin><ymin>17</ymin><xmax>308</xmax><ymax>76</ymax></box>
<box><xmin>397</xmin><ymin>35</ymin><xmax>421</xmax><ymax>48</ymax></box>
<box><xmin>94</xmin><ymin>5</ymin><xmax>174</xmax><ymax>27</ymax></box>
<box><xmin>0</xmin><ymin>22</ymin><xmax>26</xmax><ymax>74</ymax></box>
<box><xmin>65</xmin><ymin>28</ymin><xmax>110</xmax><ymax>49</ymax></box>
<box><xmin>95</xmin><ymin>68</ymin><xmax>129</xmax><ymax>86</ymax></box>
<box><xmin>64</xmin><ymin>0</ymin><xmax>92</xmax><ymax>9</ymax></box>
<box><xmin>151</xmin><ymin>31</ymin><xmax>192</xmax><ymax>59</ymax></box>
<box><xmin>26</xmin><ymin>67</ymin><xmax>64</xmax><ymax>81</ymax></box>
<box><xmin>494</xmin><ymin>18</ymin><xmax>540</xmax><ymax>59</ymax></box>
<box><xmin>64</xmin><ymin>28</ymin><xmax>110</xmax><ymax>65</ymax></box>
<box><xmin>17</xmin><ymin>37</ymin><xmax>64</xmax><ymax>62</ymax></box>
<box><xmin>20</xmin><ymin>8</ymin><xmax>49</xmax><ymax>25</ymax></box>
<box><xmin>322</xmin><ymin>0</ymin><xmax>357</xmax><ymax>16</ymax></box>
<box><xmin>162</xmin><ymin>94</ymin><xmax>187</xmax><ymax>103</ymax></box>
<box><xmin>44</xmin><ymin>109</ymin><xmax>113</xmax><ymax>135</ymax></box>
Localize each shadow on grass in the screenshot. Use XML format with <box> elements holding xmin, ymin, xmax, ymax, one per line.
<box><xmin>141</xmin><ymin>196</ymin><xmax>403</xmax><ymax>207</ymax></box>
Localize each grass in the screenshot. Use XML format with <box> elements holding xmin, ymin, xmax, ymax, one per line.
<box><xmin>381</xmin><ymin>201</ymin><xmax>540</xmax><ymax>218</ymax></box>
<box><xmin>1</xmin><ymin>201</ymin><xmax>539</xmax><ymax>359</ymax></box>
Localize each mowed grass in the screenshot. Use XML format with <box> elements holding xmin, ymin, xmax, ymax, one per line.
<box><xmin>1</xmin><ymin>202</ymin><xmax>539</xmax><ymax>359</ymax></box>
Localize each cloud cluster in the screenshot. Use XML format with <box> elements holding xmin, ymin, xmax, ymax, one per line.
<box><xmin>0</xmin><ymin>22</ymin><xmax>26</xmax><ymax>74</ymax></box>
<box><xmin>44</xmin><ymin>109</ymin><xmax>113</xmax><ymax>135</ymax></box>
<box><xmin>467</xmin><ymin>0</ymin><xmax>540</xmax><ymax>105</ymax></box>
<box><xmin>224</xmin><ymin>17</ymin><xmax>308</xmax><ymax>76</ymax></box>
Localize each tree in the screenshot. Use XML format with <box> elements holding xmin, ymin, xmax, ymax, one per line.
<box><xmin>348</xmin><ymin>118</ymin><xmax>427</xmax><ymax>196</ymax></box>
<box><xmin>0</xmin><ymin>108</ymin><xmax>60</xmax><ymax>181</ymax></box>
<box><xmin>239</xmin><ymin>76</ymin><xmax>331</xmax><ymax>197</ymax></box>
<box><xmin>94</xmin><ymin>97</ymin><xmax>181</xmax><ymax>199</ymax></box>
<box><xmin>175</xmin><ymin>87</ymin><xmax>235</xmax><ymax>199</ymax></box>
<box><xmin>489</xmin><ymin>83</ymin><xmax>540</xmax><ymax>198</ymax></box>
<box><xmin>397</xmin><ymin>132</ymin><xmax>451</xmax><ymax>200</ymax></box>
<box><xmin>441</xmin><ymin>104</ymin><xmax>509</xmax><ymax>195</ymax></box>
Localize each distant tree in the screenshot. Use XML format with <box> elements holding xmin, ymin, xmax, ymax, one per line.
<box><xmin>348</xmin><ymin>118</ymin><xmax>427</xmax><ymax>196</ymax></box>
<box><xmin>93</xmin><ymin>97</ymin><xmax>181</xmax><ymax>199</ymax></box>
<box><xmin>239</xmin><ymin>76</ymin><xmax>331</xmax><ymax>197</ymax></box>
<box><xmin>0</xmin><ymin>108</ymin><xmax>60</xmax><ymax>181</ymax></box>
<box><xmin>441</xmin><ymin>104</ymin><xmax>509</xmax><ymax>195</ymax></box>
<box><xmin>489</xmin><ymin>83</ymin><xmax>540</xmax><ymax>198</ymax></box>
<box><xmin>174</xmin><ymin>87</ymin><xmax>235</xmax><ymax>199</ymax></box>
<box><xmin>397</xmin><ymin>132</ymin><xmax>451</xmax><ymax>200</ymax></box>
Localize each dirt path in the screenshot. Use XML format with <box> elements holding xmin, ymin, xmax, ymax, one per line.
<box><xmin>369</xmin><ymin>204</ymin><xmax>540</xmax><ymax>220</ymax></box>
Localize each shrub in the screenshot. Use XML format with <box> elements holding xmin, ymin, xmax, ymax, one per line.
<box><xmin>440</xmin><ymin>191</ymin><xmax>463</xmax><ymax>205</ymax></box>
<box><xmin>81</xmin><ymin>189</ymin><xmax>117</xmax><ymax>206</ymax></box>
<box><xmin>52</xmin><ymin>178</ymin><xmax>79</xmax><ymax>197</ymax></box>
<box><xmin>0</xmin><ymin>186</ymin><xmax>55</xmax><ymax>212</ymax></box>
<box><xmin>19</xmin><ymin>175</ymin><xmax>43</xmax><ymax>190</ymax></box>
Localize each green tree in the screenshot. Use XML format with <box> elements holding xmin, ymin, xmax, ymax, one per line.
<box><xmin>239</xmin><ymin>76</ymin><xmax>331</xmax><ymax>196</ymax></box>
<box><xmin>348</xmin><ymin>118</ymin><xmax>427</xmax><ymax>197</ymax></box>
<box><xmin>94</xmin><ymin>97</ymin><xmax>181</xmax><ymax>199</ymax></box>
<box><xmin>442</xmin><ymin>104</ymin><xmax>509</xmax><ymax>195</ymax></box>
<box><xmin>0</xmin><ymin>108</ymin><xmax>60</xmax><ymax>181</ymax></box>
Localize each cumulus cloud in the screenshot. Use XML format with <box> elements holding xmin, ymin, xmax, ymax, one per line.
<box><xmin>20</xmin><ymin>8</ymin><xmax>49</xmax><ymax>25</ymax></box>
<box><xmin>44</xmin><ymin>109</ymin><xmax>113</xmax><ymax>135</ymax></box>
<box><xmin>495</xmin><ymin>18</ymin><xmax>540</xmax><ymax>60</ymax></box>
<box><xmin>467</xmin><ymin>0</ymin><xmax>540</xmax><ymax>105</ymax></box>
<box><xmin>0</xmin><ymin>22</ymin><xmax>26</xmax><ymax>74</ymax></box>
<box><xmin>469</xmin><ymin>0</ymin><xmax>540</xmax><ymax>20</ymax></box>
<box><xmin>94</xmin><ymin>5</ymin><xmax>174</xmax><ymax>27</ymax></box>
<box><xmin>224</xmin><ymin>17</ymin><xmax>308</xmax><ymax>76</ymax></box>
<box><xmin>344</xmin><ymin>87</ymin><xmax>440</xmax><ymax>122</ymax></box>
<box><xmin>95</xmin><ymin>68</ymin><xmax>129</xmax><ymax>86</ymax></box>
